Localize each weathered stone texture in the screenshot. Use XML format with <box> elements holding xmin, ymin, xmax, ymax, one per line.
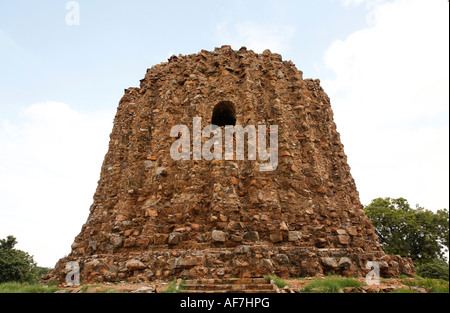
<box><xmin>45</xmin><ymin>46</ymin><xmax>414</xmax><ymax>283</ymax></box>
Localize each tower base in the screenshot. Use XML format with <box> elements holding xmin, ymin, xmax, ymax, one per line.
<box><xmin>44</xmin><ymin>245</ymin><xmax>414</xmax><ymax>284</ymax></box>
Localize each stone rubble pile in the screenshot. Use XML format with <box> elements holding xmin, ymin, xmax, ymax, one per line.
<box><xmin>44</xmin><ymin>46</ymin><xmax>414</xmax><ymax>284</ymax></box>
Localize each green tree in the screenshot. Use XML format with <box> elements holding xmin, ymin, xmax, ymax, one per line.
<box><xmin>0</xmin><ymin>235</ymin><xmax>39</xmax><ymax>283</ymax></box>
<box><xmin>364</xmin><ymin>198</ymin><xmax>449</xmax><ymax>264</ymax></box>
<box><xmin>416</xmin><ymin>259</ymin><xmax>449</xmax><ymax>281</ymax></box>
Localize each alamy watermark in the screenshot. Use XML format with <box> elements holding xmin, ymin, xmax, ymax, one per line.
<box><xmin>65</xmin><ymin>1</ymin><xmax>80</xmax><ymax>26</ymax></box>
<box><xmin>65</xmin><ymin>261</ymin><xmax>80</xmax><ymax>286</ymax></box>
<box><xmin>365</xmin><ymin>261</ymin><xmax>380</xmax><ymax>286</ymax></box>
<box><xmin>170</xmin><ymin>117</ymin><xmax>278</xmax><ymax>171</ymax></box>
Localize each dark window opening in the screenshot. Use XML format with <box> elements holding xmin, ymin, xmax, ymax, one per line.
<box><xmin>211</xmin><ymin>101</ymin><xmax>236</xmax><ymax>127</ymax></box>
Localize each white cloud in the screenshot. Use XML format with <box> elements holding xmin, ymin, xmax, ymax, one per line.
<box><xmin>0</xmin><ymin>102</ymin><xmax>115</xmax><ymax>267</ymax></box>
<box><xmin>215</xmin><ymin>19</ymin><xmax>296</xmax><ymax>54</ymax></box>
<box><xmin>323</xmin><ymin>0</ymin><xmax>449</xmax><ymax>210</ymax></box>
<box><xmin>339</xmin><ymin>0</ymin><xmax>367</xmax><ymax>6</ymax></box>
<box><xmin>337</xmin><ymin>0</ymin><xmax>388</xmax><ymax>9</ymax></box>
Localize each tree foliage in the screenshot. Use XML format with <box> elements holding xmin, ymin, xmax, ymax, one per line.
<box><xmin>364</xmin><ymin>197</ymin><xmax>449</xmax><ymax>264</ymax></box>
<box><xmin>0</xmin><ymin>235</ymin><xmax>42</xmax><ymax>283</ymax></box>
<box><xmin>416</xmin><ymin>259</ymin><xmax>449</xmax><ymax>281</ymax></box>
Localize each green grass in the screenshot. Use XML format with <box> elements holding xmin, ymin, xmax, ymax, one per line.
<box><xmin>80</xmin><ymin>284</ymin><xmax>103</xmax><ymax>293</ymax></box>
<box><xmin>161</xmin><ymin>279</ymin><xmax>185</xmax><ymax>293</ymax></box>
<box><xmin>391</xmin><ymin>288</ymin><xmax>419</xmax><ymax>293</ymax></box>
<box><xmin>103</xmin><ymin>288</ymin><xmax>124</xmax><ymax>293</ymax></box>
<box><xmin>0</xmin><ymin>282</ymin><xmax>62</xmax><ymax>293</ymax></box>
<box><xmin>302</xmin><ymin>276</ymin><xmax>363</xmax><ymax>293</ymax></box>
<box><xmin>398</xmin><ymin>274</ymin><xmax>411</xmax><ymax>279</ymax></box>
<box><xmin>401</xmin><ymin>278</ymin><xmax>449</xmax><ymax>293</ymax></box>
<box><xmin>78</xmin><ymin>284</ymin><xmax>124</xmax><ymax>293</ymax></box>
<box><xmin>178</xmin><ymin>279</ymin><xmax>186</xmax><ymax>292</ymax></box>
<box><xmin>80</xmin><ymin>284</ymin><xmax>105</xmax><ymax>292</ymax></box>
<box><xmin>45</xmin><ymin>281</ymin><xmax>60</xmax><ymax>287</ymax></box>
<box><xmin>265</xmin><ymin>275</ymin><xmax>288</xmax><ymax>288</ymax></box>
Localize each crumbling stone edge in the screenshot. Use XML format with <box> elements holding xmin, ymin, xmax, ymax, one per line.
<box><xmin>44</xmin><ymin>246</ymin><xmax>414</xmax><ymax>284</ymax></box>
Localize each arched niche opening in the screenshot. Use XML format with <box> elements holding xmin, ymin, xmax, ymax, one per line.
<box><xmin>211</xmin><ymin>101</ymin><xmax>236</xmax><ymax>127</ymax></box>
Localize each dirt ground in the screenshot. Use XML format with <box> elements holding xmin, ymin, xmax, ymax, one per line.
<box><xmin>54</xmin><ymin>276</ymin><xmax>442</xmax><ymax>293</ymax></box>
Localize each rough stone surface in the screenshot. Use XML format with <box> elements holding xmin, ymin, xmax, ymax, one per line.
<box><xmin>168</xmin><ymin>232</ymin><xmax>182</xmax><ymax>245</ymax></box>
<box><xmin>338</xmin><ymin>257</ymin><xmax>353</xmax><ymax>269</ymax></box>
<box><xmin>243</xmin><ymin>231</ymin><xmax>260</xmax><ymax>242</ymax></box>
<box><xmin>321</xmin><ymin>257</ymin><xmax>338</xmax><ymax>268</ymax></box>
<box><xmin>126</xmin><ymin>259</ymin><xmax>145</xmax><ymax>271</ymax></box>
<box><xmin>288</xmin><ymin>231</ymin><xmax>301</xmax><ymax>242</ymax></box>
<box><xmin>44</xmin><ymin>46</ymin><xmax>415</xmax><ymax>283</ymax></box>
<box><xmin>211</xmin><ymin>230</ymin><xmax>226</xmax><ymax>243</ymax></box>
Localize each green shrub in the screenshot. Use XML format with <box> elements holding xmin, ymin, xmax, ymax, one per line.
<box><xmin>416</xmin><ymin>259</ymin><xmax>449</xmax><ymax>281</ymax></box>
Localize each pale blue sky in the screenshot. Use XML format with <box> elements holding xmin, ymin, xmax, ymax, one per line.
<box><xmin>1</xmin><ymin>0</ymin><xmax>367</xmax><ymax>115</ymax></box>
<box><xmin>0</xmin><ymin>0</ymin><xmax>448</xmax><ymax>267</ymax></box>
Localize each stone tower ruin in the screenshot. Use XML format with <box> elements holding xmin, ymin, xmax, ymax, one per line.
<box><xmin>46</xmin><ymin>46</ymin><xmax>414</xmax><ymax>283</ymax></box>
